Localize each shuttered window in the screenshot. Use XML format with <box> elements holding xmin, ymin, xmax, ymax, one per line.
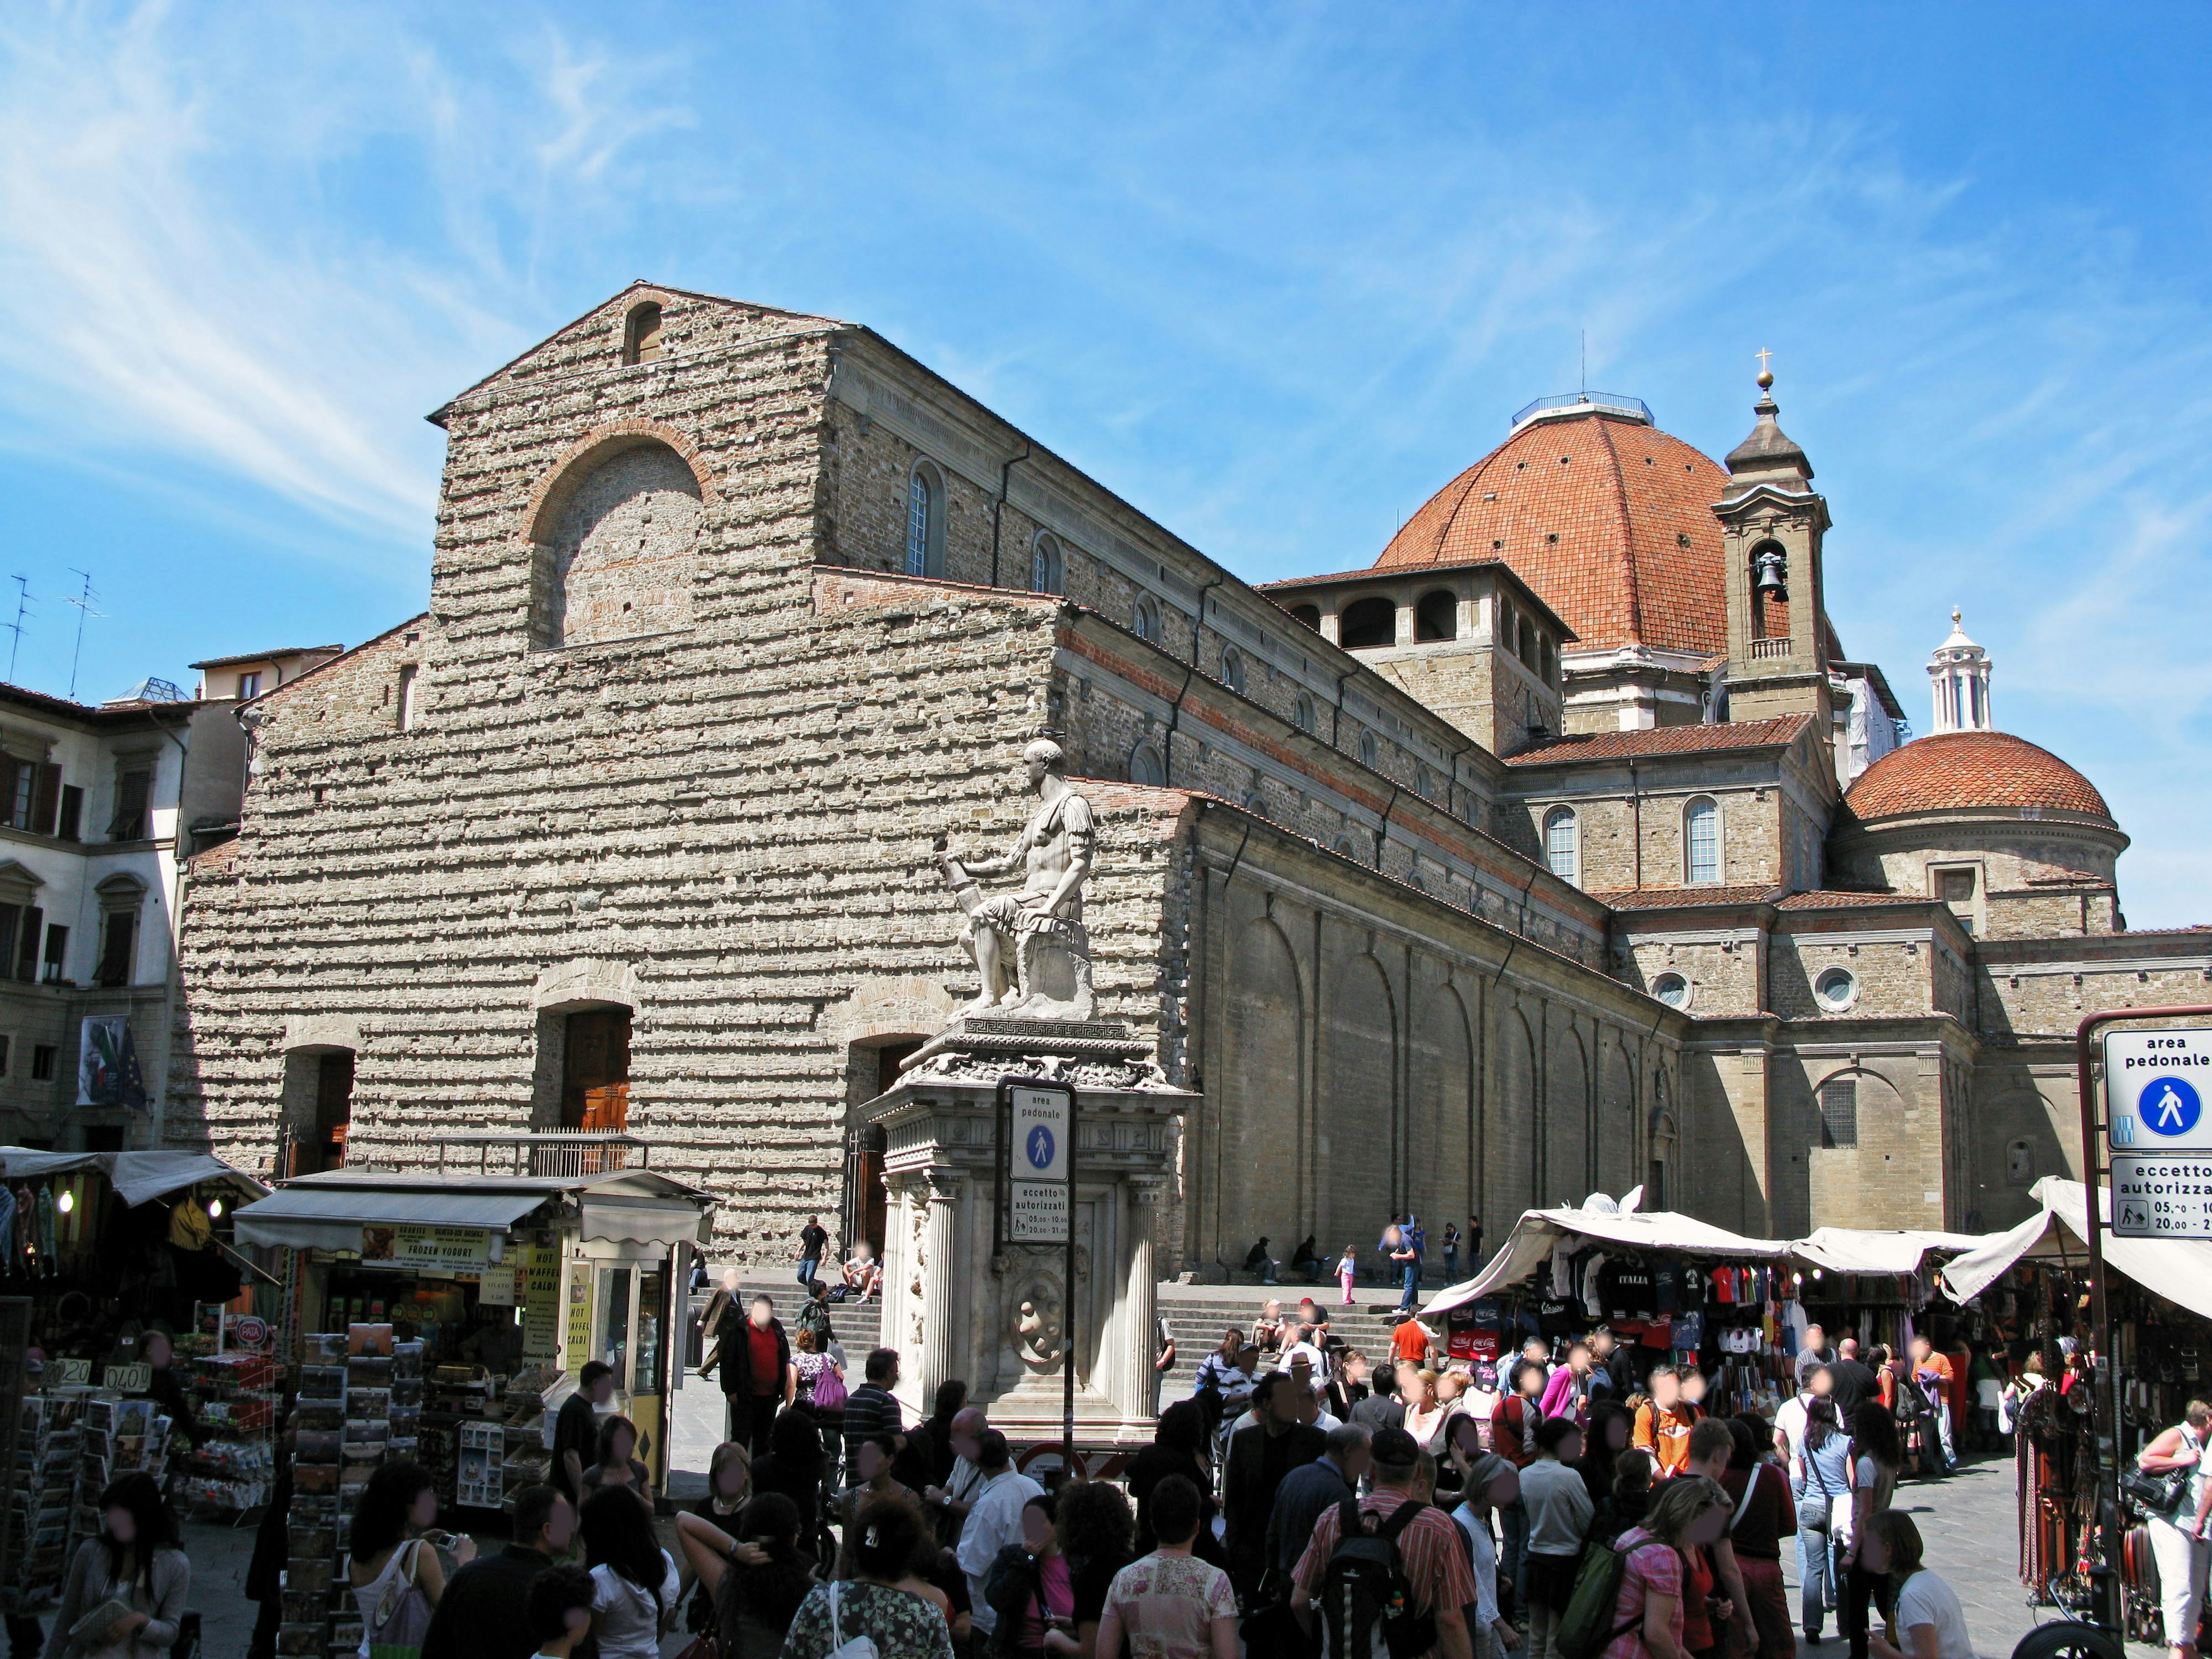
<box><xmin>1819</xmin><ymin>1077</ymin><xmax>1858</xmax><ymax>1149</ymax></box>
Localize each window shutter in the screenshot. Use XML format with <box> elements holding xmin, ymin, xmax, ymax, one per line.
<box><xmin>97</xmin><ymin>911</ymin><xmax>135</xmax><ymax>987</ymax></box>
<box><xmin>31</xmin><ymin>765</ymin><xmax>59</xmax><ymax>836</ymax></box>
<box><xmin>15</xmin><ymin>908</ymin><xmax>41</xmax><ymax>982</ymax></box>
<box><xmin>0</xmin><ymin>906</ymin><xmax>20</xmax><ymax>978</ymax></box>
<box><xmin>0</xmin><ymin>759</ymin><xmax>21</xmax><ymax>829</ymax></box>
<box><xmin>56</xmin><ymin>786</ymin><xmax>81</xmax><ymax>842</ymax></box>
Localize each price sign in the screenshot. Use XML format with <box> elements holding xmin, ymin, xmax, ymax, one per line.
<box><xmin>2112</xmin><ymin>1156</ymin><xmax>2212</xmax><ymax>1238</ymax></box>
<box><xmin>46</xmin><ymin>1357</ymin><xmax>90</xmax><ymax>1387</ymax></box>
<box><xmin>103</xmin><ymin>1361</ymin><xmax>151</xmax><ymax>1394</ymax></box>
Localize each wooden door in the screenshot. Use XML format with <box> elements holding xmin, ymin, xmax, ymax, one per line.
<box><xmin>293</xmin><ymin>1052</ymin><xmax>354</xmax><ymax>1176</ymax></box>
<box><xmin>564</xmin><ymin>1010</ymin><xmax>631</xmax><ymax>1132</ymax></box>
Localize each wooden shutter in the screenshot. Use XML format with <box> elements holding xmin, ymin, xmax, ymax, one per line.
<box><xmin>0</xmin><ymin>759</ymin><xmax>22</xmax><ymax>830</ymax></box>
<box><xmin>14</xmin><ymin>908</ymin><xmax>40</xmax><ymax>982</ymax></box>
<box><xmin>56</xmin><ymin>786</ymin><xmax>82</xmax><ymax>842</ymax></box>
<box><xmin>562</xmin><ymin>1010</ymin><xmax>631</xmax><ymax>1134</ymax></box>
<box><xmin>30</xmin><ymin>765</ymin><xmax>59</xmax><ymax>836</ymax></box>
<box><xmin>96</xmin><ymin>911</ymin><xmax>136</xmax><ymax>987</ymax></box>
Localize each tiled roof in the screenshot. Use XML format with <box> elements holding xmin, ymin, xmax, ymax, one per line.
<box><xmin>1592</xmin><ymin>884</ymin><xmax>1782</xmax><ymax>911</ymax></box>
<box><xmin>1501</xmin><ymin>714</ymin><xmax>1813</xmax><ymax>766</ymax></box>
<box><xmin>1372</xmin><ymin>407</ymin><xmax>1731</xmax><ymax>655</ymax></box>
<box><xmin>1843</xmin><ymin>731</ymin><xmax>2113</xmax><ymax>822</ymax></box>
<box><xmin>1776</xmin><ymin>889</ymin><xmax>1925</xmax><ymax>910</ymax></box>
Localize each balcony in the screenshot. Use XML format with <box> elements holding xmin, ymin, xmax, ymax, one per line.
<box><xmin>339</xmin><ymin>1131</ymin><xmax>650</xmax><ymax>1179</ymax></box>
<box><xmin>1749</xmin><ymin>637</ymin><xmax>1793</xmax><ymax>660</ymax></box>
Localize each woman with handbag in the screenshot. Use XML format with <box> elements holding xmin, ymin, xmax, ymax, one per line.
<box><xmin>347</xmin><ymin>1461</ymin><xmax>475</xmax><ymax>1659</ymax></box>
<box><xmin>781</xmin><ymin>1495</ymin><xmax>955</xmax><ymax>1659</ymax></box>
<box><xmin>1838</xmin><ymin>1403</ymin><xmax>1903</xmax><ymax>1659</ymax></box>
<box><xmin>675</xmin><ymin>1492</ymin><xmax>816</xmax><ymax>1659</ymax></box>
<box><xmin>2137</xmin><ymin>1400</ymin><xmax>2212</xmax><ymax>1659</ymax></box>
<box><xmin>1790</xmin><ymin>1399</ymin><xmax>1853</xmax><ymax>1645</ymax></box>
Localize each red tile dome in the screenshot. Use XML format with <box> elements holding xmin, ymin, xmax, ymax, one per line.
<box><xmin>1843</xmin><ymin>730</ymin><xmax>2113</xmax><ymax>822</ymax></box>
<box><xmin>1373</xmin><ymin>402</ymin><xmax>1729</xmax><ymax>656</ymax></box>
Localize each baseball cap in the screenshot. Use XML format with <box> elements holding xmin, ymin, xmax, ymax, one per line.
<box><xmin>1369</xmin><ymin>1426</ymin><xmax>1420</xmax><ymax>1467</ymax></box>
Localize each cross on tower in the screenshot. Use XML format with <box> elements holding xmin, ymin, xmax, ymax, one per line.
<box><xmin>1755</xmin><ymin>347</ymin><xmax>1773</xmax><ymax>376</ymax></box>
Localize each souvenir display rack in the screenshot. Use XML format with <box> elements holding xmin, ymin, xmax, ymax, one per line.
<box><xmin>173</xmin><ymin>1349</ymin><xmax>282</xmax><ymax>1517</ymax></box>
<box><xmin>5</xmin><ymin>1389</ymin><xmax>79</xmax><ymax>1607</ymax></box>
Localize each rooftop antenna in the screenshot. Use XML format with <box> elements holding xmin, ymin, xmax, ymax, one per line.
<box><xmin>1580</xmin><ymin>329</ymin><xmax>1587</xmax><ymax>396</ymax></box>
<box><xmin>64</xmin><ymin>569</ymin><xmax>101</xmax><ymax>701</ymax></box>
<box><xmin>2</xmin><ymin>577</ymin><xmax>27</xmax><ymax>684</ymax></box>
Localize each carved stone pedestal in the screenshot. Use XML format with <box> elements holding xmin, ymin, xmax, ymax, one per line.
<box><xmin>862</xmin><ymin>1018</ymin><xmax>1192</xmax><ymax>1448</ymax></box>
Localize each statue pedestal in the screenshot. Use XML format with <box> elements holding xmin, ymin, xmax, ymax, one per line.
<box><xmin>862</xmin><ymin>1019</ymin><xmax>1193</xmax><ymax>1449</ymax></box>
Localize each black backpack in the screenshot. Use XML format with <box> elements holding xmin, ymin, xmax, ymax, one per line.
<box><xmin>1317</xmin><ymin>1497</ymin><xmax>1438</xmax><ymax>1659</ymax></box>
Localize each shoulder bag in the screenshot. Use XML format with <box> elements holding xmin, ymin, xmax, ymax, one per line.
<box><xmin>824</xmin><ymin>1580</ymin><xmax>881</xmax><ymax>1659</ymax></box>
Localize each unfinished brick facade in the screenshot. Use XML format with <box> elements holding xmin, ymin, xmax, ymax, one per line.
<box><xmin>162</xmin><ymin>281</ymin><xmax>2211</xmax><ymax>1267</ymax></box>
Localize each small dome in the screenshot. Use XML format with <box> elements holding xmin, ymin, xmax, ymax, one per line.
<box><xmin>1843</xmin><ymin>730</ymin><xmax>2112</xmax><ymax>822</ymax></box>
<box><xmin>1372</xmin><ymin>401</ymin><xmax>1729</xmax><ymax>657</ymax></box>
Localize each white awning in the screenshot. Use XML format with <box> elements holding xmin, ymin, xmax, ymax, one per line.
<box><xmin>1423</xmin><ymin>1205</ymin><xmax>1794</xmax><ymax>1319</ymax></box>
<box><xmin>232</xmin><ymin>1185</ymin><xmax>552</xmax><ymax>1252</ymax></box>
<box><xmin>0</xmin><ymin>1147</ymin><xmax>264</xmax><ymax>1207</ymax></box>
<box><xmin>578</xmin><ymin>1197</ymin><xmax>713</xmax><ymax>1249</ymax></box>
<box><xmin>1791</xmin><ymin>1227</ymin><xmax>1987</xmax><ymax>1277</ymax></box>
<box><xmin>1940</xmin><ymin>1177</ymin><xmax>2212</xmax><ymax>1321</ymax></box>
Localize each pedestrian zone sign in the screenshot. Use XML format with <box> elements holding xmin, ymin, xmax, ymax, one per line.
<box><xmin>2111</xmin><ymin>1156</ymin><xmax>2212</xmax><ymax>1239</ymax></box>
<box><xmin>1007</xmin><ymin>1085</ymin><xmax>1071</xmax><ymax>1244</ymax></box>
<box><xmin>2107</xmin><ymin>1029</ymin><xmax>2212</xmax><ymax>1152</ymax></box>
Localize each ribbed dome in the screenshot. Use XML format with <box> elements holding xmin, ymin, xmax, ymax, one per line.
<box><xmin>1843</xmin><ymin>731</ymin><xmax>2113</xmax><ymax>822</ymax></box>
<box><xmin>1373</xmin><ymin>406</ymin><xmax>1730</xmax><ymax>657</ymax></box>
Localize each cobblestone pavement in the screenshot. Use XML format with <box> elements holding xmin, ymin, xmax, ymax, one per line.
<box><xmin>1785</xmin><ymin>1452</ymin><xmax>2156</xmax><ymax>1659</ymax></box>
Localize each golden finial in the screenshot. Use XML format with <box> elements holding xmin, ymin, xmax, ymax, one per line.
<box><xmin>1952</xmin><ymin>606</ymin><xmax>1962</xmax><ymax>626</ymax></box>
<box><xmin>1755</xmin><ymin>347</ymin><xmax>1774</xmax><ymax>391</ymax></box>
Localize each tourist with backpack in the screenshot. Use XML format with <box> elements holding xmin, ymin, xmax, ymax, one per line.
<box><xmin>1520</xmin><ymin>1417</ymin><xmax>1595</xmax><ymax>1659</ymax></box>
<box><xmin>1560</xmin><ymin>1474</ymin><xmax>1731</xmax><ymax>1659</ymax></box>
<box><xmin>1291</xmin><ymin>1425</ymin><xmax>1478</xmax><ymax>1658</ymax></box>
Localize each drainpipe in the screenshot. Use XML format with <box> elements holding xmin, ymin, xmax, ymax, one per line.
<box><xmin>1188</xmin><ymin>576</ymin><xmax>1225</xmax><ymax>666</ymax></box>
<box><xmin>987</xmin><ymin>443</ymin><xmax>1034</xmax><ymax>588</ymax></box>
<box><xmin>1372</xmin><ymin>781</ymin><xmax>1402</xmax><ymax>872</ymax></box>
<box><xmin>1160</xmin><ymin>662</ymin><xmax>1198</xmax><ymax>789</ymax></box>
<box><xmin>1329</xmin><ymin>669</ymin><xmax>1354</xmax><ymax>748</ymax></box>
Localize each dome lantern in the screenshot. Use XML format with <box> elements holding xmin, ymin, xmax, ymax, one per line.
<box><xmin>1927</xmin><ymin>608</ymin><xmax>1993</xmax><ymax>734</ymax></box>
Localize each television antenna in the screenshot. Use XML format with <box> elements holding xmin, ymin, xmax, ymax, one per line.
<box><xmin>2</xmin><ymin>577</ymin><xmax>27</xmax><ymax>684</ymax></box>
<box><xmin>64</xmin><ymin>570</ymin><xmax>101</xmax><ymax>701</ymax></box>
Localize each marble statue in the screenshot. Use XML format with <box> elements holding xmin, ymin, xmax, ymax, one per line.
<box><xmin>935</xmin><ymin>737</ymin><xmax>1097</xmax><ymax>1020</ymax></box>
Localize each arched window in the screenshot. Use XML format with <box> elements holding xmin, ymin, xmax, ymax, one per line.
<box><xmin>1540</xmin><ymin>635</ymin><xmax>1555</xmax><ymax>684</ymax></box>
<box><xmin>1128</xmin><ymin>743</ymin><xmax>1165</xmax><ymax>787</ymax></box>
<box><xmin>622</xmin><ymin>301</ymin><xmax>664</xmax><ymax>365</ymax></box>
<box><xmin>905</xmin><ymin>462</ymin><xmax>945</xmax><ymax>578</ymax></box>
<box><xmin>1415</xmin><ymin>590</ymin><xmax>1457</xmax><ymax>642</ymax></box>
<box><xmin>1290</xmin><ymin>604</ymin><xmax>1321</xmax><ymax>631</ymax></box>
<box><xmin>1684</xmin><ymin>797</ymin><xmax>1720</xmax><ymax>884</ymax></box>
<box><xmin>1293</xmin><ymin>694</ymin><xmax>1317</xmax><ymax>733</ymax></box>
<box><xmin>1334</xmin><ymin>836</ymin><xmax>1359</xmax><ymax>860</ymax></box>
<box><xmin>1030</xmin><ymin>532</ymin><xmax>1063</xmax><ymax>596</ymax></box>
<box><xmin>1543</xmin><ymin>806</ymin><xmax>1578</xmax><ymax>884</ymax></box>
<box><xmin>1416</xmin><ymin>764</ymin><xmax>1435</xmax><ymax>800</ymax></box>
<box><xmin>1358</xmin><ymin>730</ymin><xmax>1380</xmax><ymax>768</ymax></box>
<box><xmin>1339</xmin><ymin>596</ymin><xmax>1396</xmax><ymax>649</ymax></box>
<box><xmin>1519</xmin><ymin>623</ymin><xmax>1537</xmax><ymax>671</ymax></box>
<box><xmin>1219</xmin><ymin>646</ymin><xmax>1247</xmax><ymax>695</ymax></box>
<box><xmin>1132</xmin><ymin>596</ymin><xmax>1162</xmax><ymax>643</ymax></box>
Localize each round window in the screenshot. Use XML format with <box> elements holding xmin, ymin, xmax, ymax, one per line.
<box><xmin>1815</xmin><ymin>967</ymin><xmax>1859</xmax><ymax>1012</ymax></box>
<box><xmin>1652</xmin><ymin>972</ymin><xmax>1691</xmax><ymax>1010</ymax></box>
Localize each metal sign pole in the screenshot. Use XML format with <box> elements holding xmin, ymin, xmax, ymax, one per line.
<box><xmin>2074</xmin><ymin>1004</ymin><xmax>2212</xmax><ymax>1638</ymax></box>
<box><xmin>1065</xmin><ymin>1088</ymin><xmax>1078</xmax><ymax>1478</ymax></box>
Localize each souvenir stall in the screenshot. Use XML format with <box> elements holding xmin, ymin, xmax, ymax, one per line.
<box><xmin>1789</xmin><ymin>1228</ymin><xmax>1986</xmax><ymax>1357</ymax></box>
<box><xmin>1424</xmin><ymin>1199</ymin><xmax>1805</xmax><ymax>1419</ymax></box>
<box><xmin>1941</xmin><ymin>1177</ymin><xmax>2212</xmax><ymax>1618</ymax></box>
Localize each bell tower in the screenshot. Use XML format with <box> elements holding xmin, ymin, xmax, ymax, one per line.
<box><xmin>1714</xmin><ymin>357</ymin><xmax>1833</xmax><ymax>727</ymax></box>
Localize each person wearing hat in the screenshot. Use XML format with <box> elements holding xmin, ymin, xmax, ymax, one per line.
<box><xmin>1450</xmin><ymin>1450</ymin><xmax>1524</xmax><ymax>1659</ymax></box>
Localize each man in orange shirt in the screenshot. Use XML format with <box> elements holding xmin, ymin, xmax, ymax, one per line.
<box><xmin>1392</xmin><ymin>1311</ymin><xmax>1437</xmax><ymax>1370</ymax></box>
<box><xmin>1631</xmin><ymin>1363</ymin><xmax>1697</xmax><ymax>1475</ymax></box>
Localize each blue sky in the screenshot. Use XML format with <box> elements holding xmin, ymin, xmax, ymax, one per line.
<box><xmin>3</xmin><ymin>3</ymin><xmax>2209</xmax><ymax>921</ymax></box>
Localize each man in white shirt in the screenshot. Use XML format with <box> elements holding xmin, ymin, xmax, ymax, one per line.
<box><xmin>1773</xmin><ymin>1364</ymin><xmax>1832</xmax><ymax>1464</ymax></box>
<box><xmin>954</xmin><ymin>1428</ymin><xmax>1043</xmax><ymax>1639</ymax></box>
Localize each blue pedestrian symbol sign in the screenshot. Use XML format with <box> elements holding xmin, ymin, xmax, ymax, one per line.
<box><xmin>1026</xmin><ymin>1125</ymin><xmax>1056</xmax><ymax>1171</ymax></box>
<box><xmin>2143</xmin><ymin>1078</ymin><xmax>2203</xmax><ymax>1139</ymax></box>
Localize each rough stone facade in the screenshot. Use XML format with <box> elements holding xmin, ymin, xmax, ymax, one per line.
<box><xmin>163</xmin><ymin>280</ymin><xmax>2212</xmax><ymax>1269</ymax></box>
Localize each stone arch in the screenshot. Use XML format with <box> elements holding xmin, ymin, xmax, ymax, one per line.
<box><xmin>1546</xmin><ymin>1018</ymin><xmax>1590</xmax><ymax>1205</ymax></box>
<box><xmin>1217</xmin><ymin>915</ymin><xmax>1304</xmax><ymax>1263</ymax></box>
<box><xmin>1492</xmin><ymin>1003</ymin><xmax>1539</xmax><ymax>1225</ymax></box>
<box><xmin>1407</xmin><ymin>979</ymin><xmax>1474</xmax><ymax>1235</ymax></box>
<box><xmin>527</xmin><ymin>430</ymin><xmax>711</xmax><ymax>649</ymax></box>
<box><xmin>1323</xmin><ymin>951</ymin><xmax>1396</xmax><ymax>1245</ymax></box>
<box><xmin>1599</xmin><ymin>1035</ymin><xmax>1637</xmax><ymax>1198</ymax></box>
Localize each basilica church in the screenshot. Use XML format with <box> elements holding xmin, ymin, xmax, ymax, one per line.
<box><xmin>166</xmin><ymin>283</ymin><xmax>2211</xmax><ymax>1269</ymax></box>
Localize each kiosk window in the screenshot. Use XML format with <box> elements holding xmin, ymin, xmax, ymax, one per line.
<box><xmin>601</xmin><ymin>1266</ymin><xmax>632</xmax><ymax>1380</ymax></box>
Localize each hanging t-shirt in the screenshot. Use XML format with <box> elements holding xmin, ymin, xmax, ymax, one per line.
<box><xmin>1713</xmin><ymin>1269</ymin><xmax>1736</xmax><ymax>1306</ymax></box>
<box><xmin>1671</xmin><ymin>1311</ymin><xmax>1705</xmax><ymax>1353</ymax></box>
<box><xmin>1609</xmin><ymin>1267</ymin><xmax>1654</xmax><ymax>1320</ymax></box>
<box><xmin>1653</xmin><ymin>1264</ymin><xmax>1680</xmax><ymax>1313</ymax></box>
<box><xmin>1680</xmin><ymin>1266</ymin><xmax>1705</xmax><ymax>1307</ymax></box>
<box><xmin>1581</xmin><ymin>1252</ymin><xmax>1611</xmax><ymax>1317</ymax></box>
<box><xmin>1537</xmin><ymin>1298</ymin><xmax>1577</xmax><ymax>1334</ymax></box>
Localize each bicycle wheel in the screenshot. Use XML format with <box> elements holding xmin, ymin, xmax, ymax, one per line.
<box><xmin>2012</xmin><ymin>1620</ymin><xmax>2124</xmax><ymax>1659</ymax></box>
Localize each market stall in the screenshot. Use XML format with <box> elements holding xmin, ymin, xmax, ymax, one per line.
<box><xmin>1423</xmin><ymin>1199</ymin><xmax>1805</xmax><ymax>1418</ymax></box>
<box><xmin>0</xmin><ymin>1147</ymin><xmax>272</xmax><ymax>1618</ymax></box>
<box><xmin>1940</xmin><ymin>1176</ymin><xmax>2207</xmax><ymax>1619</ymax></box>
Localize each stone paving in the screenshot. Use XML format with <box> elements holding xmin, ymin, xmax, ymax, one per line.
<box><xmin>1782</xmin><ymin>1452</ymin><xmax>2153</xmax><ymax>1659</ymax></box>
